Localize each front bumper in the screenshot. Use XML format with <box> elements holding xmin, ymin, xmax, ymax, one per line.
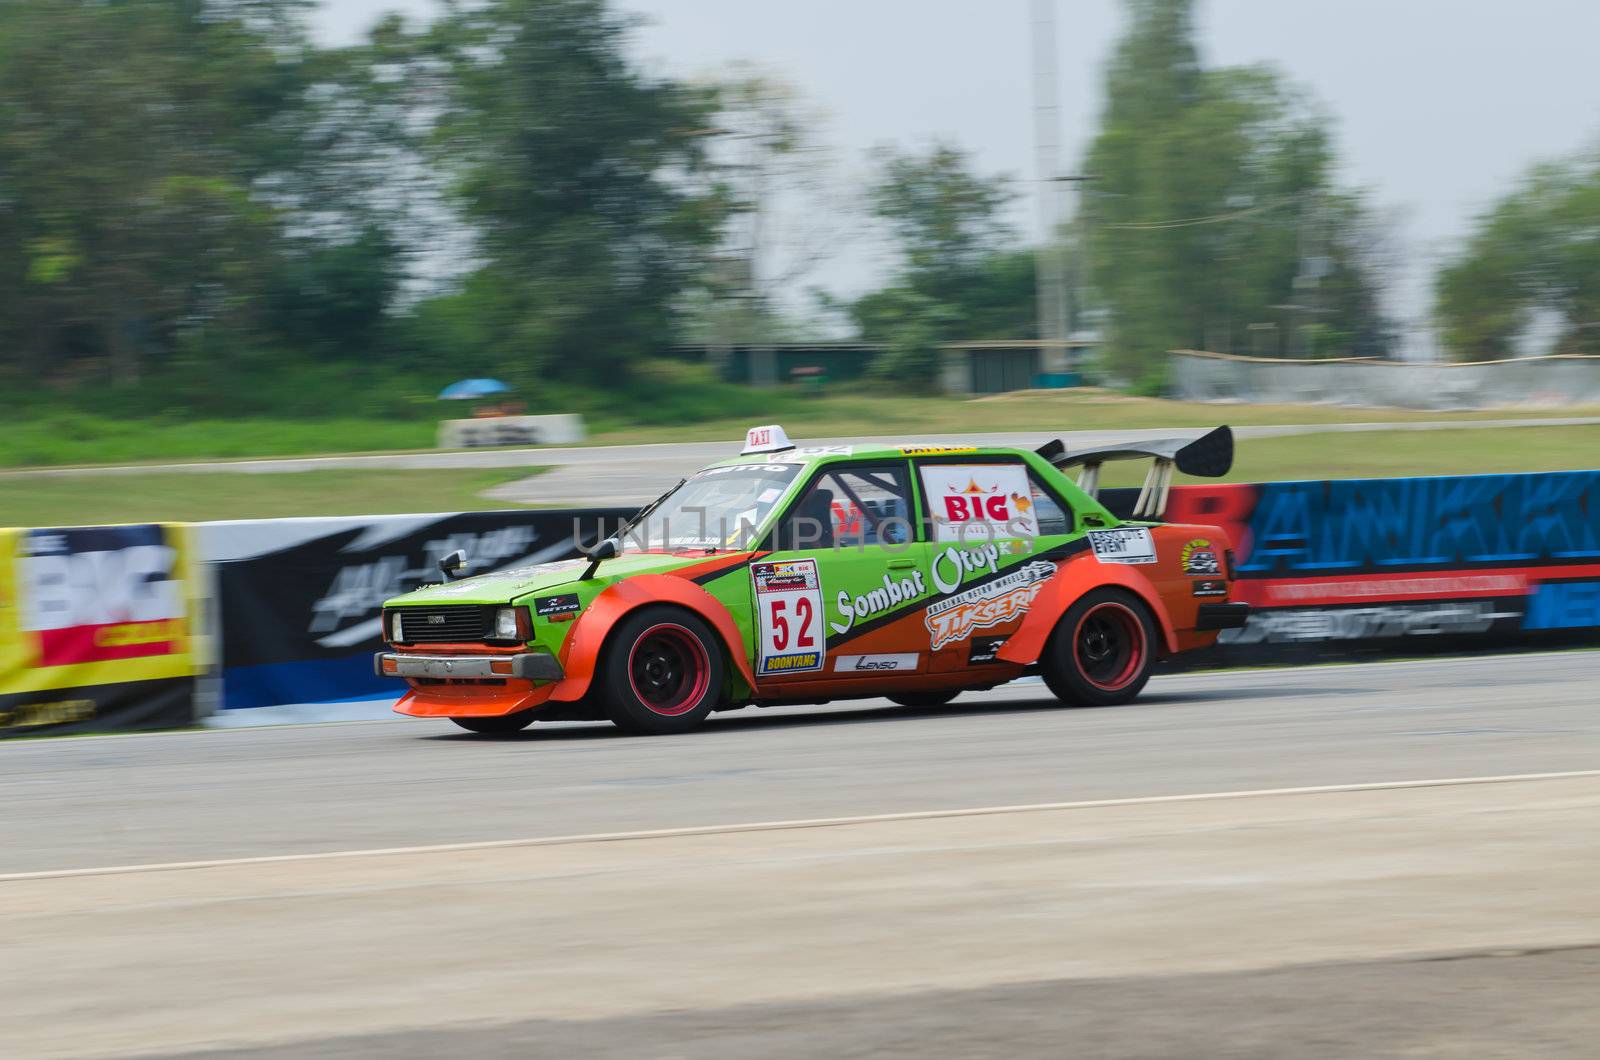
<box><xmin>1194</xmin><ymin>603</ymin><xmax>1251</xmax><ymax>631</ymax></box>
<box><xmin>374</xmin><ymin>651</ymin><xmax>564</xmax><ymax>682</ymax></box>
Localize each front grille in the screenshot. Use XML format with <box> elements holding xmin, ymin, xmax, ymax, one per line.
<box><xmin>395</xmin><ymin>605</ymin><xmax>492</xmax><ymax>644</ymax></box>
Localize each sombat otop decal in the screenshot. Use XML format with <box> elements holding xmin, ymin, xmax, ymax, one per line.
<box><xmin>829</xmin><ymin>543</ymin><xmax>1009</xmax><ymax>637</ymax></box>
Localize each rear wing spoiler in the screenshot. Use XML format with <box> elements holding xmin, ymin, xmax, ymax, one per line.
<box><xmin>1035</xmin><ymin>425</ymin><xmax>1233</xmax><ymax>520</ymax></box>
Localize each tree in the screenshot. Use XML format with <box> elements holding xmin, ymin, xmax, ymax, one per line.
<box><xmin>1083</xmin><ymin>0</ymin><xmax>1392</xmax><ymax>386</ymax></box>
<box><xmin>850</xmin><ymin>142</ymin><xmax>1034</xmax><ymax>346</ymax></box>
<box><xmin>1436</xmin><ymin>149</ymin><xmax>1600</xmax><ymax>360</ymax></box>
<box><xmin>867</xmin><ymin>141</ymin><xmax>1018</xmax><ymax>306</ymax></box>
<box><xmin>0</xmin><ymin>0</ymin><xmax>315</xmax><ymax>384</ymax></box>
<box><xmin>686</xmin><ymin>65</ymin><xmax>852</xmax><ymax>346</ymax></box>
<box><xmin>424</xmin><ymin>0</ymin><xmax>725</xmax><ymax>384</ymax></box>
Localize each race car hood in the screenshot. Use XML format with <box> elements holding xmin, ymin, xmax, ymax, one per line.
<box><xmin>387</xmin><ymin>550</ymin><xmax>735</xmax><ymax>608</ymax></box>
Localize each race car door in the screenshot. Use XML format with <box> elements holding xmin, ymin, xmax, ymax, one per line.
<box><xmin>915</xmin><ymin>456</ymin><xmax>1076</xmax><ymax>673</ymax></box>
<box><xmin>753</xmin><ymin>461</ymin><xmax>933</xmax><ymax>685</ymax></box>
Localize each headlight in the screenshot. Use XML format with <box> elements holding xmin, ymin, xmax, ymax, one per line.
<box><xmin>492</xmin><ymin>606</ymin><xmax>527</xmax><ymax>642</ymax></box>
<box><xmin>388</xmin><ymin>610</ymin><xmax>404</xmax><ymax>643</ymax></box>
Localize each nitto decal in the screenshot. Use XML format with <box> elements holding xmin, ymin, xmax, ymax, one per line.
<box><xmin>1180</xmin><ymin>538</ymin><xmax>1221</xmax><ymax>576</ymax></box>
<box><xmin>534</xmin><ymin>594</ymin><xmax>581</xmax><ymax>617</ymax></box>
<box><xmin>833</xmin><ymin>653</ymin><xmax>919</xmax><ymax>672</ymax></box>
<box><xmin>753</xmin><ymin>559</ymin><xmax>825</xmax><ymax>675</ymax></box>
<box><xmin>1088</xmin><ymin>527</ymin><xmax>1157</xmax><ymax>565</ymax></box>
<box><xmin>967</xmin><ymin>636</ymin><xmax>1007</xmax><ymax>664</ymax></box>
<box><xmin>925</xmin><ymin>561</ymin><xmax>1055</xmax><ymax>651</ymax></box>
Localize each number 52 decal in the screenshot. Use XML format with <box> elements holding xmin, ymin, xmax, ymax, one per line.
<box><xmin>752</xmin><ymin>558</ymin><xmax>826</xmax><ymax>675</ymax></box>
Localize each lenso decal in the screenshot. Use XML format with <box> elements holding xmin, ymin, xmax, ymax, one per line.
<box><xmin>920</xmin><ymin>464</ymin><xmax>1040</xmax><ymax>543</ymax></box>
<box><xmin>925</xmin><ymin>561</ymin><xmax>1056</xmax><ymax>651</ymax></box>
<box><xmin>1180</xmin><ymin>538</ymin><xmax>1221</xmax><ymax>576</ymax></box>
<box><xmin>1087</xmin><ymin>527</ymin><xmax>1157</xmax><ymax>565</ymax></box>
<box><xmin>752</xmin><ymin>559</ymin><xmax>825</xmax><ymax>675</ymax></box>
<box><xmin>534</xmin><ymin>594</ymin><xmax>581</xmax><ymax>617</ymax></box>
<box><xmin>833</xmin><ymin>653</ymin><xmax>918</xmax><ymax>673</ymax></box>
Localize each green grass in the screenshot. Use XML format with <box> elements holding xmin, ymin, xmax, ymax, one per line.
<box><xmin>3</xmin><ymin>425</ymin><xmax>1596</xmax><ymax>527</ymax></box>
<box><xmin>1100</xmin><ymin>424</ymin><xmax>1600</xmax><ymax>487</ymax></box>
<box><xmin>0</xmin><ymin>468</ymin><xmax>545</xmax><ymax>526</ymax></box>
<box><xmin>584</xmin><ymin>388</ymin><xmax>1600</xmax><ymax>447</ymax></box>
<box><xmin>8</xmin><ymin>363</ymin><xmax>1600</xmax><ymax>471</ymax></box>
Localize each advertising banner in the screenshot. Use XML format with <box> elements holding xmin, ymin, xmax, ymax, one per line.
<box><xmin>1110</xmin><ymin>470</ymin><xmax>1600</xmax><ymax>664</ymax></box>
<box><xmin>203</xmin><ymin>509</ymin><xmax>633</xmax><ymax>710</ymax></box>
<box><xmin>0</xmin><ymin>523</ymin><xmax>205</xmax><ymax>738</ymax></box>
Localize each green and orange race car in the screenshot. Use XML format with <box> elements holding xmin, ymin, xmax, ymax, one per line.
<box><xmin>375</xmin><ymin>424</ymin><xmax>1248</xmax><ymax>734</ymax></box>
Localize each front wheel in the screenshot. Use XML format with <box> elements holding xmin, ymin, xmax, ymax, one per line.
<box><xmin>451</xmin><ymin>711</ymin><xmax>538</xmax><ymax>734</ymax></box>
<box><xmin>1041</xmin><ymin>589</ymin><xmax>1156</xmax><ymax>707</ymax></box>
<box><xmin>600</xmin><ymin>606</ymin><xmax>725</xmax><ymax>735</ymax></box>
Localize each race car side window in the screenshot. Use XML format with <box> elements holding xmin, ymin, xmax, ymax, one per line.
<box><xmin>772</xmin><ymin>463</ymin><xmax>913</xmax><ymax>550</ymax></box>
<box><xmin>1027</xmin><ymin>473</ymin><xmax>1072</xmax><ymax>536</ymax></box>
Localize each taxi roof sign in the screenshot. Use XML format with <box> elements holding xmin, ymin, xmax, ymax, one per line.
<box><xmin>741</xmin><ymin>424</ymin><xmax>794</xmax><ymax>455</ymax></box>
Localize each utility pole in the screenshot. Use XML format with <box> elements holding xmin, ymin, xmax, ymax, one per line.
<box><xmin>1030</xmin><ymin>0</ymin><xmax>1067</xmax><ymax>375</ymax></box>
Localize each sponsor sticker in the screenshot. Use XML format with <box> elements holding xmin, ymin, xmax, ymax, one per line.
<box><xmin>833</xmin><ymin>653</ymin><xmax>919</xmax><ymax>673</ymax></box>
<box><xmin>925</xmin><ymin>561</ymin><xmax>1056</xmax><ymax>651</ymax></box>
<box><xmin>920</xmin><ymin>463</ymin><xmax>1040</xmax><ymax>542</ymax></box>
<box><xmin>1192</xmin><ymin>580</ymin><xmax>1228</xmax><ymax>598</ymax></box>
<box><xmin>753</xmin><ymin>558</ymin><xmax>825</xmax><ymax>675</ymax></box>
<box><xmin>1180</xmin><ymin>538</ymin><xmax>1221</xmax><ymax>577</ymax></box>
<box><xmin>899</xmin><ymin>445</ymin><xmax>980</xmax><ymax>456</ymax></box>
<box><xmin>967</xmin><ymin>636</ymin><xmax>1008</xmax><ymax>665</ymax></box>
<box><xmin>534</xmin><ymin>594</ymin><xmax>581</xmax><ymax>617</ymax></box>
<box><xmin>1087</xmin><ymin>527</ymin><xmax>1157</xmax><ymax>565</ymax></box>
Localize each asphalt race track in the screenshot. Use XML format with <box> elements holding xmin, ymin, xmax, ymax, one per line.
<box><xmin>5</xmin><ymin>651</ymin><xmax>1599</xmax><ymax>1058</ymax></box>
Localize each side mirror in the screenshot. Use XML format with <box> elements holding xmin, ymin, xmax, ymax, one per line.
<box><xmin>580</xmin><ymin>537</ymin><xmax>619</xmax><ymax>581</ymax></box>
<box><xmin>438</xmin><ymin>549</ymin><xmax>468</xmax><ymax>581</ymax></box>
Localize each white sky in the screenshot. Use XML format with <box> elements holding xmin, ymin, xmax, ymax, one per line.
<box><xmin>314</xmin><ymin>0</ymin><xmax>1600</xmax><ymax>339</ymax></box>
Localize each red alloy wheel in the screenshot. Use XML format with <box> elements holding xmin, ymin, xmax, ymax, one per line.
<box><xmin>626</xmin><ymin>623</ymin><xmax>711</xmax><ymax>717</ymax></box>
<box><xmin>1072</xmin><ymin>601</ymin><xmax>1148</xmax><ymax>692</ymax></box>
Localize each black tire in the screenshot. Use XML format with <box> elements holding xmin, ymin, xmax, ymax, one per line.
<box><xmin>600</xmin><ymin>606</ymin><xmax>725</xmax><ymax>735</ymax></box>
<box><xmin>451</xmin><ymin>712</ymin><xmax>538</xmax><ymax>734</ymax></box>
<box><xmin>1041</xmin><ymin>588</ymin><xmax>1157</xmax><ymax>707</ymax></box>
<box><xmin>888</xmin><ymin>690</ymin><xmax>960</xmax><ymax>708</ymax></box>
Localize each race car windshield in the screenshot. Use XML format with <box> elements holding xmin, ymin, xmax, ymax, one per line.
<box><xmin>627</xmin><ymin>463</ymin><xmax>803</xmax><ymax>552</ymax></box>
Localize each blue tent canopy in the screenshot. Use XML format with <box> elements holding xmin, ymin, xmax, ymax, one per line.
<box><xmin>438</xmin><ymin>378</ymin><xmax>512</xmax><ymax>400</ymax></box>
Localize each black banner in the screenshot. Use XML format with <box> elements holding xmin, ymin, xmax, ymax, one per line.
<box><xmin>208</xmin><ymin>509</ymin><xmax>632</xmax><ymax>710</ymax></box>
<box><xmin>1</xmin><ymin>678</ymin><xmax>195</xmax><ymax>738</ymax></box>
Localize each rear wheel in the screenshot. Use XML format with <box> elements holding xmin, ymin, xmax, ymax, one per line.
<box><xmin>1042</xmin><ymin>589</ymin><xmax>1156</xmax><ymax>707</ymax></box>
<box><xmin>601</xmin><ymin>607</ymin><xmax>725</xmax><ymax>735</ymax></box>
<box><xmin>450</xmin><ymin>711</ymin><xmax>538</xmax><ymax>734</ymax></box>
<box><xmin>888</xmin><ymin>690</ymin><xmax>959</xmax><ymax>708</ymax></box>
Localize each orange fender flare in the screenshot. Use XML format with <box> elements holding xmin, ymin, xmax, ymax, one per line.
<box><xmin>997</xmin><ymin>555</ymin><xmax>1178</xmax><ymax>667</ymax></box>
<box><xmin>548</xmin><ymin>575</ymin><xmax>755</xmax><ymax>702</ymax></box>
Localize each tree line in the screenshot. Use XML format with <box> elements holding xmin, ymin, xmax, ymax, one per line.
<box><xmin>0</xmin><ymin>0</ymin><xmax>1591</xmax><ymax>414</ymax></box>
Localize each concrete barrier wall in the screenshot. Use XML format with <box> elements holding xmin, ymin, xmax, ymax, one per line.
<box><xmin>1171</xmin><ymin>350</ymin><xmax>1600</xmax><ymax>409</ymax></box>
